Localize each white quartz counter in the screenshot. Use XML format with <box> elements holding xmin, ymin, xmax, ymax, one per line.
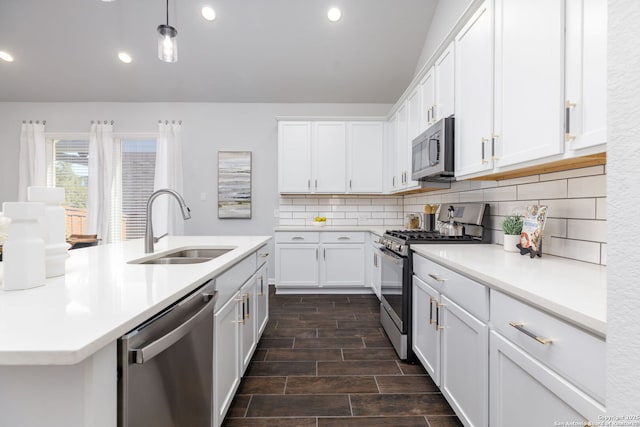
<box><xmin>0</xmin><ymin>235</ymin><xmax>271</xmax><ymax>365</ymax></box>
<box><xmin>411</xmin><ymin>244</ymin><xmax>606</xmax><ymax>337</ymax></box>
<box><xmin>275</xmin><ymin>225</ymin><xmax>386</xmax><ymax>237</ymax></box>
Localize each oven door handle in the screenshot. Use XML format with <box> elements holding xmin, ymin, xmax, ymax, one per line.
<box><xmin>379</xmin><ymin>248</ymin><xmax>405</xmax><ymax>266</ymax></box>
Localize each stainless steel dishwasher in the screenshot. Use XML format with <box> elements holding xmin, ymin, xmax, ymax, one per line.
<box><xmin>118</xmin><ymin>279</ymin><xmax>217</xmax><ymax>427</ymax></box>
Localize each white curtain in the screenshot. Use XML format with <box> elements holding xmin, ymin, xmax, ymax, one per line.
<box><xmin>87</xmin><ymin>123</ymin><xmax>114</xmax><ymax>244</ymax></box>
<box><xmin>18</xmin><ymin>122</ymin><xmax>47</xmax><ymax>201</ymax></box>
<box><xmin>154</xmin><ymin>122</ymin><xmax>185</xmax><ymax>236</ymax></box>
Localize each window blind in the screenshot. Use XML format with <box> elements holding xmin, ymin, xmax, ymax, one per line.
<box><xmin>52</xmin><ymin>139</ymin><xmax>90</xmax><ymax>237</ymax></box>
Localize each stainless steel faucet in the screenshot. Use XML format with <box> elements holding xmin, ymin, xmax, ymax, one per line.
<box><xmin>145</xmin><ymin>189</ymin><xmax>192</xmax><ymax>253</ymax></box>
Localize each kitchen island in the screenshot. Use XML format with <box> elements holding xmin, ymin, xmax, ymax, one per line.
<box><xmin>0</xmin><ymin>235</ymin><xmax>271</xmax><ymax>427</ymax></box>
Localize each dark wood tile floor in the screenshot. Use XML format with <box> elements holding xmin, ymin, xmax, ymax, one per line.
<box><xmin>222</xmin><ymin>288</ymin><xmax>463</xmax><ymax>427</ymax></box>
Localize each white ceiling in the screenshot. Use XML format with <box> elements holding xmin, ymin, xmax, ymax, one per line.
<box><xmin>0</xmin><ymin>0</ymin><xmax>437</xmax><ymax>103</ymax></box>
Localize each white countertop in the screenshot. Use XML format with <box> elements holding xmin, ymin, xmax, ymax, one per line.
<box><xmin>411</xmin><ymin>244</ymin><xmax>606</xmax><ymax>337</ymax></box>
<box><xmin>0</xmin><ymin>235</ymin><xmax>271</xmax><ymax>366</ymax></box>
<box><xmin>275</xmin><ymin>225</ymin><xmax>386</xmax><ymax>237</ymax></box>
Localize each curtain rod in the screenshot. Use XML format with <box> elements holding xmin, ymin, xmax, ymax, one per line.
<box><xmin>91</xmin><ymin>120</ymin><xmax>114</xmax><ymax>125</ymax></box>
<box><xmin>159</xmin><ymin>120</ymin><xmax>182</xmax><ymax>125</ymax></box>
<box><xmin>22</xmin><ymin>120</ymin><xmax>46</xmax><ymax>125</ymax></box>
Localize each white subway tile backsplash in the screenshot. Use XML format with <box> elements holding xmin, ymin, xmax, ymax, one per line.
<box><xmin>544</xmin><ymin>218</ymin><xmax>567</xmax><ymax>239</ymax></box>
<box><xmin>333</xmin><ymin>205</ymin><xmax>359</xmax><ymax>212</ymax></box>
<box><xmin>542</xmin><ymin>198</ymin><xmax>596</xmax><ymax>219</ymax></box>
<box><xmin>328</xmin><ymin>198</ymin><xmax>345</xmax><ymax>205</ymax></box>
<box><xmin>384</xmin><ymin>219</ymin><xmax>404</xmax><ymax>226</ymax></box>
<box><xmin>517</xmin><ymin>180</ymin><xmax>568</xmax><ymax>200</ymax></box>
<box><xmin>495</xmin><ymin>200</ymin><xmax>536</xmax><ymax>216</ymax></box>
<box><xmin>307</xmin><ymin>205</ymin><xmax>331</xmax><ymax>211</ymax></box>
<box><xmin>384</xmin><ymin>205</ymin><xmax>403</xmax><ymax>212</ymax></box>
<box><xmin>568</xmin><ymin>175</ymin><xmax>607</xmax><ymax>198</ymax></box>
<box><xmin>345</xmin><ymin>198</ymin><xmax>372</xmax><ymax>205</ymax></box>
<box><xmin>332</xmin><ymin>219</ymin><xmax>359</xmax><ymax>226</ymax></box>
<box><xmin>497</xmin><ymin>175</ymin><xmax>539</xmax><ymax>187</ymax></box>
<box><xmin>359</xmin><ymin>205</ymin><xmax>385</xmax><ymax>212</ymax></box>
<box><xmin>280</xmin><ymin>205</ymin><xmax>306</xmax><ymax>212</ymax></box>
<box><xmin>539</xmin><ymin>165</ymin><xmax>605</xmax><ymax>181</ymax></box>
<box><xmin>545</xmin><ymin>237</ymin><xmax>601</xmax><ymax>264</ymax></box>
<box><xmin>441</xmin><ymin>193</ymin><xmax>461</xmax><ymax>203</ymax></box>
<box><xmin>280</xmin><ymin>219</ymin><xmax>306</xmax><ymax>226</ymax></box>
<box><xmin>484</xmin><ymin>186</ymin><xmax>517</xmax><ymax>202</ymax></box>
<box><xmin>596</xmin><ymin>198</ymin><xmax>607</xmax><ymax>220</ymax></box>
<box><xmin>459</xmin><ymin>190</ymin><xmax>484</xmax><ymax>202</ymax></box>
<box><xmin>469</xmin><ymin>180</ymin><xmax>498</xmax><ymax>189</ymax></box>
<box><xmin>567</xmin><ymin>219</ymin><xmax>607</xmax><ymax>243</ymax></box>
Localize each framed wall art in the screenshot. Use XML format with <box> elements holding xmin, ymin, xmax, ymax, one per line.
<box><xmin>218</xmin><ymin>151</ymin><xmax>252</xmax><ymax>219</ymax></box>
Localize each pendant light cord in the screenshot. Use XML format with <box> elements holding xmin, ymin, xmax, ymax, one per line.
<box><xmin>166</xmin><ymin>0</ymin><xmax>169</xmax><ymax>25</ymax></box>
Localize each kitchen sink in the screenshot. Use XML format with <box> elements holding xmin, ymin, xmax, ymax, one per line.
<box><xmin>129</xmin><ymin>247</ymin><xmax>235</xmax><ymax>265</ymax></box>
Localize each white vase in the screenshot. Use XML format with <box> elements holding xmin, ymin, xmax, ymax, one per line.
<box><xmin>503</xmin><ymin>233</ymin><xmax>520</xmax><ymax>252</ymax></box>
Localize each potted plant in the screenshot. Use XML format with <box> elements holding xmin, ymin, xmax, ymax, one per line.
<box><xmin>501</xmin><ymin>214</ymin><xmax>523</xmax><ymax>252</ymax></box>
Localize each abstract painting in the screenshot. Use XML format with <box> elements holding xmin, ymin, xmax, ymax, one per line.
<box><xmin>218</xmin><ymin>151</ymin><xmax>252</xmax><ymax>219</ymax></box>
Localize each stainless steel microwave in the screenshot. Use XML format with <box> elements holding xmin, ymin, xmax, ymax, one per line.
<box><xmin>411</xmin><ymin>116</ymin><xmax>455</xmax><ymax>182</ymax></box>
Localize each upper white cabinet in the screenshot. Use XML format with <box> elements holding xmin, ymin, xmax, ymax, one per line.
<box><xmin>493</xmin><ymin>0</ymin><xmax>565</xmax><ymax>167</ymax></box>
<box><xmin>347</xmin><ymin>121</ymin><xmax>384</xmax><ymax>193</ymax></box>
<box><xmin>420</xmin><ymin>68</ymin><xmax>436</xmax><ymax>129</ymax></box>
<box><xmin>383</xmin><ymin>119</ymin><xmax>398</xmax><ymax>192</ymax></box>
<box><xmin>278</xmin><ymin>120</ymin><xmax>383</xmax><ymax>194</ymax></box>
<box><xmin>455</xmin><ymin>0</ymin><xmax>495</xmax><ymax>177</ymax></box>
<box><xmin>394</xmin><ymin>101</ymin><xmax>421</xmax><ymax>191</ymax></box>
<box><xmin>313</xmin><ymin>121</ymin><xmax>347</xmax><ymax>193</ymax></box>
<box><xmin>278</xmin><ymin>121</ymin><xmax>313</xmax><ymax>193</ymax></box>
<box><xmin>565</xmin><ymin>0</ymin><xmax>607</xmax><ymax>151</ymax></box>
<box><xmin>421</xmin><ymin>42</ymin><xmax>455</xmax><ymax>131</ymax></box>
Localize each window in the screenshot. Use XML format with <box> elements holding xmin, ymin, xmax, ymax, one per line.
<box><xmin>47</xmin><ymin>136</ymin><xmax>156</xmax><ymax>242</ymax></box>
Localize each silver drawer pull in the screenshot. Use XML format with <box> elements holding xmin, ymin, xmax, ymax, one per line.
<box><xmin>337</xmin><ymin>236</ymin><xmax>351</xmax><ymax>240</ymax></box>
<box><xmin>509</xmin><ymin>322</ymin><xmax>553</xmax><ymax>345</ymax></box>
<box><xmin>259</xmin><ymin>253</ymin><xmax>270</xmax><ymax>258</ymax></box>
<box><xmin>428</xmin><ymin>273</ymin><xmax>447</xmax><ymax>282</ymax></box>
<box><xmin>291</xmin><ymin>236</ymin><xmax>304</xmax><ymax>240</ymax></box>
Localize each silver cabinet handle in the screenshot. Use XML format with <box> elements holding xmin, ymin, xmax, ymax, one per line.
<box><xmin>308</xmin><ymin>179</ymin><xmax>310</xmax><ymax>189</ymax></box>
<box><xmin>565</xmin><ymin>100</ymin><xmax>577</xmax><ymax>142</ymax></box>
<box><xmin>130</xmin><ymin>291</ymin><xmax>218</xmax><ymax>364</ymax></box>
<box><xmin>509</xmin><ymin>322</ymin><xmax>553</xmax><ymax>345</ymax></box>
<box><xmin>337</xmin><ymin>236</ymin><xmax>350</xmax><ymax>240</ymax></box>
<box><xmin>428</xmin><ymin>273</ymin><xmax>447</xmax><ymax>282</ymax></box>
<box><xmin>373</xmin><ymin>253</ymin><xmax>377</xmax><ymax>267</ymax></box>
<box><xmin>349</xmin><ymin>179</ymin><xmax>352</xmax><ymax>190</ymax></box>
<box><xmin>429</xmin><ymin>296</ymin><xmax>435</xmax><ymax>325</ymax></box>
<box><xmin>245</xmin><ymin>293</ymin><xmax>250</xmax><ymax>319</ymax></box>
<box><xmin>323</xmin><ymin>248</ymin><xmax>326</xmax><ymax>259</ymax></box>
<box><xmin>427</xmin><ymin>107</ymin><xmax>431</xmax><ymax>123</ymax></box>
<box><xmin>259</xmin><ymin>252</ymin><xmax>269</xmax><ymax>258</ymax></box>
<box><xmin>436</xmin><ymin>302</ymin><xmax>447</xmax><ymax>330</ymax></box>
<box><xmin>392</xmin><ymin>176</ymin><xmax>396</xmax><ymax>187</ymax></box>
<box><xmin>259</xmin><ymin>275</ymin><xmax>264</xmax><ymax>296</ymax></box>
<box><xmin>316</xmin><ymin>248</ymin><xmax>318</xmax><ymax>260</ymax></box>
<box><xmin>315</xmin><ymin>179</ymin><xmax>318</xmax><ymax>190</ymax></box>
<box><xmin>292</xmin><ymin>236</ymin><xmax>304</xmax><ymax>240</ymax></box>
<box><xmin>481</xmin><ymin>137</ymin><xmax>488</xmax><ymax>164</ymax></box>
<box><xmin>491</xmin><ymin>133</ymin><xmax>499</xmax><ymax>161</ymax></box>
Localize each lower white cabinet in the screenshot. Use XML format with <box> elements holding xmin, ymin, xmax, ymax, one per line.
<box><xmin>412</xmin><ymin>276</ymin><xmax>441</xmax><ymax>385</ymax></box>
<box><xmin>371</xmin><ymin>244</ymin><xmax>382</xmax><ymax>299</ymax></box>
<box><xmin>256</xmin><ymin>263</ymin><xmax>269</xmax><ymax>336</ymax></box>
<box><xmin>440</xmin><ymin>295</ymin><xmax>489</xmax><ymax>427</ymax></box>
<box><xmin>240</xmin><ymin>276</ymin><xmax>257</xmax><ymax>373</ymax></box>
<box><xmin>490</xmin><ymin>331</ymin><xmax>604</xmax><ymax>427</ymax></box>
<box><xmin>275</xmin><ymin>231</ymin><xmax>367</xmax><ymax>292</ymax></box>
<box><xmin>213</xmin><ymin>291</ymin><xmax>242</xmax><ymax>426</ymax></box>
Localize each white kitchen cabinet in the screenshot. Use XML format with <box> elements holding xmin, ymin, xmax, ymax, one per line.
<box><xmin>493</xmin><ymin>0</ymin><xmax>565</xmax><ymax>168</ymax></box>
<box><xmin>408</xmin><ymin>87</ymin><xmax>422</xmax><ymax>141</ymax></box>
<box><xmin>371</xmin><ymin>244</ymin><xmax>382</xmax><ymax>300</ymax></box>
<box><xmin>394</xmin><ymin>102</ymin><xmax>421</xmax><ymax>191</ymax></box>
<box><xmin>313</xmin><ymin>121</ymin><xmax>347</xmax><ymax>193</ymax></box>
<box><xmin>490</xmin><ymin>331</ymin><xmax>604</xmax><ymax>427</ymax></box>
<box><xmin>434</xmin><ymin>42</ymin><xmax>455</xmax><ymax>122</ymax></box>
<box><xmin>278</xmin><ymin>121</ymin><xmax>313</xmax><ymax>193</ymax></box>
<box><xmin>239</xmin><ymin>276</ymin><xmax>257</xmax><ymax>374</ymax></box>
<box><xmin>384</xmin><ymin>117</ymin><xmax>399</xmax><ymax>192</ymax></box>
<box><xmin>275</xmin><ymin>231</ymin><xmax>369</xmax><ymax>293</ymax></box>
<box><xmin>565</xmin><ymin>0</ymin><xmax>607</xmax><ymax>151</ymax></box>
<box><xmin>213</xmin><ymin>290</ymin><xmax>242</xmax><ymax>427</ymax></box>
<box><xmin>420</xmin><ymin>67</ymin><xmax>436</xmax><ymax>129</ymax></box>
<box><xmin>256</xmin><ymin>263</ymin><xmax>269</xmax><ymax>336</ymax></box>
<box><xmin>412</xmin><ymin>276</ymin><xmax>441</xmax><ymax>385</ymax></box>
<box><xmin>347</xmin><ymin>121</ymin><xmax>384</xmax><ymax>193</ymax></box>
<box><xmin>440</xmin><ymin>295</ymin><xmax>489</xmax><ymax>427</ymax></box>
<box><xmin>320</xmin><ymin>244</ymin><xmax>365</xmax><ymax>288</ymax></box>
<box><xmin>454</xmin><ymin>0</ymin><xmax>495</xmax><ymax>177</ymax></box>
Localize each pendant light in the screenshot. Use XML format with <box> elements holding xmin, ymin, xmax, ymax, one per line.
<box><xmin>157</xmin><ymin>0</ymin><xmax>178</xmax><ymax>63</ymax></box>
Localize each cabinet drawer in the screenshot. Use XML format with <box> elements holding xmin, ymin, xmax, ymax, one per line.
<box><xmin>215</xmin><ymin>253</ymin><xmax>257</xmax><ymax>309</ymax></box>
<box><xmin>413</xmin><ymin>254</ymin><xmax>488</xmax><ymax>321</ymax></box>
<box><xmin>257</xmin><ymin>244</ymin><xmax>270</xmax><ymax>265</ymax></box>
<box><xmin>490</xmin><ymin>290</ymin><xmax>605</xmax><ymax>404</ymax></box>
<box><xmin>320</xmin><ymin>231</ymin><xmax>365</xmax><ymax>243</ymax></box>
<box><xmin>275</xmin><ymin>232</ymin><xmax>320</xmax><ymax>243</ymax></box>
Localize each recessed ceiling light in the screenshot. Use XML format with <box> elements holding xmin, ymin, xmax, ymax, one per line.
<box><xmin>201</xmin><ymin>6</ymin><xmax>216</xmax><ymax>21</ymax></box>
<box><xmin>327</xmin><ymin>7</ymin><xmax>342</xmax><ymax>22</ymax></box>
<box><xmin>0</xmin><ymin>51</ymin><xmax>14</xmax><ymax>62</ymax></box>
<box><xmin>118</xmin><ymin>52</ymin><xmax>132</xmax><ymax>64</ymax></box>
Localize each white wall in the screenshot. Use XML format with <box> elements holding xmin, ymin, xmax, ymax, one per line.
<box><xmin>607</xmin><ymin>0</ymin><xmax>640</xmax><ymax>415</ymax></box>
<box><xmin>0</xmin><ymin>102</ymin><xmax>390</xmax><ymax>278</ymax></box>
<box><xmin>413</xmin><ymin>0</ymin><xmax>474</xmax><ymax>76</ymax></box>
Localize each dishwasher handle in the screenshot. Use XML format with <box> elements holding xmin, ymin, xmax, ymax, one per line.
<box><xmin>130</xmin><ymin>289</ymin><xmax>218</xmax><ymax>364</ymax></box>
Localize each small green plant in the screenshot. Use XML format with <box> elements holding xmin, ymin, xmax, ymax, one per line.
<box><xmin>502</xmin><ymin>214</ymin><xmax>523</xmax><ymax>235</ymax></box>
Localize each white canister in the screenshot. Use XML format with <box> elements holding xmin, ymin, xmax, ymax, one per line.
<box><xmin>27</xmin><ymin>186</ymin><xmax>70</xmax><ymax>278</ymax></box>
<box><xmin>503</xmin><ymin>233</ymin><xmax>521</xmax><ymax>252</ymax></box>
<box><xmin>2</xmin><ymin>202</ymin><xmax>46</xmax><ymax>291</ymax></box>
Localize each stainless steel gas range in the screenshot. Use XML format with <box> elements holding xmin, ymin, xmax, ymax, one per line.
<box><xmin>378</xmin><ymin>203</ymin><xmax>490</xmax><ymax>361</ymax></box>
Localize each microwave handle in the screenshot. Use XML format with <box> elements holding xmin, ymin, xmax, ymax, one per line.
<box><xmin>428</xmin><ymin>137</ymin><xmax>439</xmax><ymax>167</ymax></box>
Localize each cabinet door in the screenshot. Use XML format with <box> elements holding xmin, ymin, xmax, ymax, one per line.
<box><xmin>420</xmin><ymin>67</ymin><xmax>436</xmax><ymax>129</ymax></box>
<box><xmin>395</xmin><ymin>103</ymin><xmax>409</xmax><ymax>188</ymax></box>
<box><xmin>214</xmin><ymin>292</ymin><xmax>241</xmax><ymax>426</ymax></box>
<box><xmin>383</xmin><ymin>119</ymin><xmax>398</xmax><ymax>192</ymax></box>
<box><xmin>435</xmin><ymin>42</ymin><xmax>455</xmax><ymax>121</ymax></box>
<box><xmin>494</xmin><ymin>0</ymin><xmax>564</xmax><ymax>167</ymax></box>
<box><xmin>407</xmin><ymin>87</ymin><xmax>422</xmax><ymax>141</ymax></box>
<box><xmin>256</xmin><ymin>264</ymin><xmax>269</xmax><ymax>337</ymax></box>
<box><xmin>313</xmin><ymin>121</ymin><xmax>346</xmax><ymax>193</ymax></box>
<box><xmin>440</xmin><ymin>295</ymin><xmax>489</xmax><ymax>427</ymax></box>
<box><xmin>454</xmin><ymin>0</ymin><xmax>494</xmax><ymax>177</ymax></box>
<box><xmin>278</xmin><ymin>121</ymin><xmax>312</xmax><ymax>193</ymax></box>
<box><xmin>320</xmin><ymin>244</ymin><xmax>365</xmax><ymax>287</ymax></box>
<box><xmin>240</xmin><ymin>277</ymin><xmax>257</xmax><ymax>374</ymax></box>
<box><xmin>490</xmin><ymin>331</ymin><xmax>605</xmax><ymax>427</ymax></box>
<box><xmin>347</xmin><ymin>122</ymin><xmax>384</xmax><ymax>193</ymax></box>
<box><xmin>412</xmin><ymin>276</ymin><xmax>441</xmax><ymax>386</ymax></box>
<box><xmin>275</xmin><ymin>244</ymin><xmax>319</xmax><ymax>287</ymax></box>
<box><xmin>565</xmin><ymin>0</ymin><xmax>607</xmax><ymax>150</ymax></box>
